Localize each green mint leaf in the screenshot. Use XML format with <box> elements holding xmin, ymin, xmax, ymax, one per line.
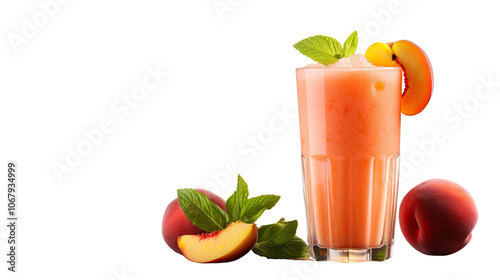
<box><xmin>177</xmin><ymin>188</ymin><xmax>230</xmax><ymax>233</ymax></box>
<box><xmin>253</xmin><ymin>219</ymin><xmax>309</xmax><ymax>259</ymax></box>
<box><xmin>342</xmin><ymin>31</ymin><xmax>358</xmax><ymax>57</ymax></box>
<box><xmin>252</xmin><ymin>236</ymin><xmax>309</xmax><ymax>259</ymax></box>
<box><xmin>239</xmin><ymin>195</ymin><xmax>280</xmax><ymax>223</ymax></box>
<box><xmin>226</xmin><ymin>174</ymin><xmax>249</xmax><ymax>222</ymax></box>
<box><xmin>293</xmin><ymin>35</ymin><xmax>343</xmax><ymax>66</ymax></box>
<box><xmin>279</xmin><ymin>236</ymin><xmax>309</xmax><ymax>259</ymax></box>
<box><xmin>257</xmin><ymin>219</ymin><xmax>298</xmax><ymax>245</ymax></box>
<box><xmin>372</xmin><ymin>245</ymin><xmax>387</xmax><ymax>261</ymax></box>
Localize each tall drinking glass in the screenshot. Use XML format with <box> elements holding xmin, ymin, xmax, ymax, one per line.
<box><xmin>296</xmin><ymin>65</ymin><xmax>402</xmax><ymax>262</ymax></box>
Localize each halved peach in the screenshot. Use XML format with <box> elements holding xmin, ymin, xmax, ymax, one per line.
<box><xmin>365</xmin><ymin>40</ymin><xmax>433</xmax><ymax>116</ymax></box>
<box><xmin>177</xmin><ymin>221</ymin><xmax>258</xmax><ymax>263</ymax></box>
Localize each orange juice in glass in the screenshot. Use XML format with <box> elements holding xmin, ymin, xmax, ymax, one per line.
<box><xmin>296</xmin><ymin>54</ymin><xmax>402</xmax><ymax>262</ymax></box>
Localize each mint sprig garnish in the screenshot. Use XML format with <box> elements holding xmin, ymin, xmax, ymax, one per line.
<box><xmin>294</xmin><ymin>31</ymin><xmax>358</xmax><ymax>65</ymax></box>
<box><xmin>252</xmin><ymin>218</ymin><xmax>309</xmax><ymax>259</ymax></box>
<box><xmin>177</xmin><ymin>175</ymin><xmax>310</xmax><ymax>260</ymax></box>
<box><xmin>177</xmin><ymin>188</ymin><xmax>230</xmax><ymax>232</ymax></box>
<box><xmin>342</xmin><ymin>31</ymin><xmax>358</xmax><ymax>57</ymax></box>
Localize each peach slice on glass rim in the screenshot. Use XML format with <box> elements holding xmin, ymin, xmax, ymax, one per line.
<box><xmin>177</xmin><ymin>221</ymin><xmax>258</xmax><ymax>263</ymax></box>
<box><xmin>365</xmin><ymin>40</ymin><xmax>433</xmax><ymax>116</ymax></box>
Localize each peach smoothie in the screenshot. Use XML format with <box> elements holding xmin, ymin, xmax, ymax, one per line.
<box><xmin>296</xmin><ymin>55</ymin><xmax>402</xmax><ymax>258</ymax></box>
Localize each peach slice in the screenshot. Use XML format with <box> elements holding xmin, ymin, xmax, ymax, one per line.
<box><xmin>365</xmin><ymin>40</ymin><xmax>433</xmax><ymax>116</ymax></box>
<box><xmin>177</xmin><ymin>221</ymin><xmax>258</xmax><ymax>263</ymax></box>
<box><xmin>364</xmin><ymin>42</ymin><xmax>401</xmax><ymax>68</ymax></box>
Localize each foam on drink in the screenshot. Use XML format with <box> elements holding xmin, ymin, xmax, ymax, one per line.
<box><xmin>304</xmin><ymin>54</ymin><xmax>376</xmax><ymax>68</ymax></box>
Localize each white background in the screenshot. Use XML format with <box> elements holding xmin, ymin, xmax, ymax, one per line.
<box><xmin>1</xmin><ymin>0</ymin><xmax>499</xmax><ymax>279</ymax></box>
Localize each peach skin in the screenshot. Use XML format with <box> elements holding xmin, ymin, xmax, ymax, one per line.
<box><xmin>399</xmin><ymin>179</ymin><xmax>478</xmax><ymax>255</ymax></box>
<box><xmin>162</xmin><ymin>189</ymin><xmax>226</xmax><ymax>254</ymax></box>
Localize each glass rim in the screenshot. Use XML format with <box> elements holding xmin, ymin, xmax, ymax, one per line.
<box><xmin>296</xmin><ymin>66</ymin><xmax>402</xmax><ymax>71</ymax></box>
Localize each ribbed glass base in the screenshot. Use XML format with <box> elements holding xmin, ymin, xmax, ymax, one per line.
<box><xmin>309</xmin><ymin>241</ymin><xmax>393</xmax><ymax>262</ymax></box>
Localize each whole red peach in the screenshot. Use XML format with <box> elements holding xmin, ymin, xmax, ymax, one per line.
<box><xmin>162</xmin><ymin>189</ymin><xmax>226</xmax><ymax>254</ymax></box>
<box><xmin>399</xmin><ymin>179</ymin><xmax>478</xmax><ymax>255</ymax></box>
